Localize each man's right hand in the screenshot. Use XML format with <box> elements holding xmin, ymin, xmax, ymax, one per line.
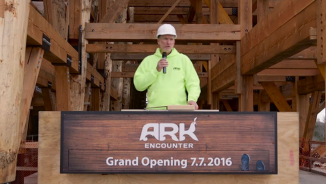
<box><xmin>157</xmin><ymin>58</ymin><xmax>169</xmax><ymax>72</ymax></box>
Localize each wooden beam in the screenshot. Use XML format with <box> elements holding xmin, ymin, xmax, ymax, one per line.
<box><xmin>44</xmin><ymin>0</ymin><xmax>68</xmax><ymax>40</ymax></box>
<box><xmin>317</xmin><ymin>0</ymin><xmax>326</xmax><ymax>64</ymax></box>
<box><xmin>303</xmin><ymin>91</ymin><xmax>323</xmax><ymax>152</ymax></box>
<box><xmin>99</xmin><ymin>0</ymin><xmax>129</xmax><ymax>23</ymax></box>
<box><xmin>55</xmin><ymin>66</ymin><xmax>71</xmax><ymax>111</ymax></box>
<box><xmin>158</xmin><ymin>0</ymin><xmax>182</xmax><ymax>23</ymax></box>
<box><xmin>128</xmin><ymin>0</ymin><xmax>238</xmax><ymax>8</ymax></box>
<box><xmin>90</xmin><ymin>88</ymin><xmax>100</xmax><ymax>111</ymax></box>
<box><xmin>241</xmin><ymin>0</ymin><xmax>316</xmax><ymax>75</ymax></box>
<box><xmin>111</xmin><ymin>71</ymin><xmax>208</xmax><ymax>78</ymax></box>
<box><xmin>258</xmin><ymin>90</ymin><xmax>270</xmax><ymax>111</ymax></box>
<box><xmin>261</xmin><ymin>82</ymin><xmax>292</xmax><ymax>112</ymax></box>
<box><xmin>69</xmin><ymin>0</ymin><xmax>81</xmax><ymax>39</ymax></box>
<box><xmin>257</xmin><ymin>0</ymin><xmax>269</xmax><ymax>23</ymax></box>
<box><xmin>110</xmin><ymin>53</ymin><xmax>211</xmax><ymax>61</ymax></box>
<box><xmin>86</xmin><ymin>44</ymin><xmax>236</xmax><ymax>54</ymax></box>
<box><xmin>297</xmin><ymin>74</ymin><xmax>325</xmax><ymax>95</ymax></box>
<box><xmin>42</xmin><ymin>88</ymin><xmax>56</xmax><ymax>111</ymax></box>
<box><xmin>211</xmin><ymin>63</ymin><xmax>236</xmax><ymax>93</ymax></box>
<box><xmin>258</xmin><ymin>69</ymin><xmax>320</xmax><ymax>76</ymax></box>
<box><xmin>270</xmin><ymin>60</ymin><xmax>317</xmax><ymax>69</ymax></box>
<box><xmin>27</xmin><ymin>4</ymin><xmax>79</xmax><ymax>73</ymax></box>
<box><xmin>85</xmin><ymin>23</ymin><xmax>241</xmax><ymax>42</ymax></box>
<box><xmin>70</xmin><ymin>0</ymin><xmax>92</xmax><ymax>111</ymax></box>
<box><xmin>134</xmin><ymin>7</ymin><xmax>213</xmax><ymax>15</ymax></box>
<box><xmin>0</xmin><ymin>0</ymin><xmax>30</xmax><ymax>182</ymax></box>
<box><xmin>288</xmin><ymin>46</ymin><xmax>316</xmax><ymax>60</ymax></box>
<box><xmin>205</xmin><ymin>0</ymin><xmax>234</xmax><ymax>24</ymax></box>
<box><xmin>221</xmin><ymin>100</ymin><xmax>233</xmax><ymax>111</ymax></box>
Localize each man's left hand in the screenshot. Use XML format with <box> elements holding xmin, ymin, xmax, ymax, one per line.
<box><xmin>188</xmin><ymin>100</ymin><xmax>199</xmax><ymax>110</ymax></box>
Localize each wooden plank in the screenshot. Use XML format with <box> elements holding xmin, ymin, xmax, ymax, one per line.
<box><xmin>158</xmin><ymin>0</ymin><xmax>182</xmax><ymax>24</ymax></box>
<box><xmin>239</xmin><ymin>76</ymin><xmax>254</xmax><ymax>111</ymax></box>
<box><xmin>111</xmin><ymin>61</ymin><xmax>123</xmax><ymax>111</ymax></box>
<box><xmin>0</xmin><ymin>0</ymin><xmax>30</xmax><ymax>182</ymax></box>
<box><xmin>258</xmin><ymin>69</ymin><xmax>320</xmax><ymax>76</ymax></box>
<box><xmin>85</xmin><ymin>23</ymin><xmax>241</xmax><ymax>42</ymax></box>
<box><xmin>297</xmin><ymin>74</ymin><xmax>325</xmax><ymax>95</ymax></box>
<box><xmin>110</xmin><ymin>53</ymin><xmax>211</xmax><ymax>61</ymax></box>
<box><xmin>241</xmin><ymin>1</ymin><xmax>317</xmax><ymax>75</ymax></box>
<box><xmin>303</xmin><ymin>91</ymin><xmax>323</xmax><ymax>152</ymax></box>
<box><xmin>205</xmin><ymin>0</ymin><xmax>234</xmax><ymax>24</ymax></box>
<box><xmin>55</xmin><ymin>66</ymin><xmax>71</xmax><ymax>111</ymax></box>
<box><xmin>317</xmin><ymin>0</ymin><xmax>326</xmax><ymax>64</ymax></box>
<box><xmin>99</xmin><ymin>0</ymin><xmax>129</xmax><ymax>23</ymax></box>
<box><xmin>86</xmin><ymin>44</ymin><xmax>235</xmax><ymax>54</ymax></box>
<box><xmin>44</xmin><ymin>0</ymin><xmax>68</xmax><ymax>40</ymax></box>
<box><xmin>38</xmin><ymin>111</ymin><xmax>299</xmax><ymax>183</ymax></box>
<box><xmin>28</xmin><ymin>4</ymin><xmax>79</xmax><ymax>73</ymax></box>
<box><xmin>261</xmin><ymin>82</ymin><xmax>292</xmax><ymax>112</ymax></box>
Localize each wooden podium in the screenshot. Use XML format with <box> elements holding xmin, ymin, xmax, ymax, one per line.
<box><xmin>38</xmin><ymin>111</ymin><xmax>299</xmax><ymax>183</ymax></box>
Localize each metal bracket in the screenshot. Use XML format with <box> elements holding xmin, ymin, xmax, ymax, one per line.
<box><xmin>42</xmin><ymin>34</ymin><xmax>51</xmax><ymax>52</ymax></box>
<box><xmin>66</xmin><ymin>55</ymin><xmax>72</xmax><ymax>67</ymax></box>
<box><xmin>232</xmin><ymin>8</ymin><xmax>238</xmax><ymax>16</ymax></box>
<box><xmin>78</xmin><ymin>25</ymin><xmax>82</xmax><ymax>75</ymax></box>
<box><xmin>286</xmin><ymin>76</ymin><xmax>295</xmax><ymax>82</ymax></box>
<box><xmin>47</xmin><ymin>81</ymin><xmax>53</xmax><ymax>88</ymax></box>
<box><xmin>253</xmin><ymin>90</ymin><xmax>260</xmax><ymax>93</ymax></box>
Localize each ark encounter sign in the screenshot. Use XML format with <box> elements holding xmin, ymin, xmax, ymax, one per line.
<box><xmin>61</xmin><ymin>111</ymin><xmax>277</xmax><ymax>174</ymax></box>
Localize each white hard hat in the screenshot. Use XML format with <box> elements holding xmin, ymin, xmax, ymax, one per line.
<box><xmin>156</xmin><ymin>24</ymin><xmax>177</xmax><ymax>38</ymax></box>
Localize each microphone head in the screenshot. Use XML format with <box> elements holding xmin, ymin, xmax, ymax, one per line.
<box><xmin>162</xmin><ymin>52</ymin><xmax>167</xmax><ymax>58</ymax></box>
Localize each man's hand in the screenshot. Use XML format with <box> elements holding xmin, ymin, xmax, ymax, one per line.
<box><xmin>157</xmin><ymin>58</ymin><xmax>168</xmax><ymax>72</ymax></box>
<box><xmin>188</xmin><ymin>100</ymin><xmax>199</xmax><ymax>110</ymax></box>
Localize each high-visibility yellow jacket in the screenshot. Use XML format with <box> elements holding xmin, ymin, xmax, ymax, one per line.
<box><xmin>134</xmin><ymin>48</ymin><xmax>201</xmax><ymax>109</ymax></box>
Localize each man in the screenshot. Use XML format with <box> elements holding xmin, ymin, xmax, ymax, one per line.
<box><xmin>133</xmin><ymin>24</ymin><xmax>201</xmax><ymax>110</ymax></box>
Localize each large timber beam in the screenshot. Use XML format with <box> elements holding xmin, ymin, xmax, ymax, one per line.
<box><xmin>261</xmin><ymin>82</ymin><xmax>293</xmax><ymax>112</ymax></box>
<box><xmin>128</xmin><ymin>0</ymin><xmax>237</xmax><ymax>8</ymax></box>
<box><xmin>211</xmin><ymin>55</ymin><xmax>236</xmax><ymax>93</ymax></box>
<box><xmin>297</xmin><ymin>74</ymin><xmax>325</xmax><ymax>95</ymax></box>
<box><xmin>0</xmin><ymin>0</ymin><xmax>30</xmax><ymax>182</ymax></box>
<box><xmin>27</xmin><ymin>4</ymin><xmax>79</xmax><ymax>74</ymax></box>
<box><xmin>110</xmin><ymin>53</ymin><xmax>211</xmax><ymax>61</ymax></box>
<box><xmin>85</xmin><ymin>23</ymin><xmax>240</xmax><ymax>42</ymax></box>
<box><xmin>241</xmin><ymin>0</ymin><xmax>316</xmax><ymax>75</ymax></box>
<box><xmin>86</xmin><ymin>44</ymin><xmax>235</xmax><ymax>54</ymax></box>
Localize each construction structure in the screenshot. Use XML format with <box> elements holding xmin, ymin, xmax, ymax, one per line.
<box><xmin>0</xmin><ymin>0</ymin><xmax>325</xmax><ymax>183</ymax></box>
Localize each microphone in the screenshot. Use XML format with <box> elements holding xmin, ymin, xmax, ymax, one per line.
<box><xmin>162</xmin><ymin>52</ymin><xmax>167</xmax><ymax>74</ymax></box>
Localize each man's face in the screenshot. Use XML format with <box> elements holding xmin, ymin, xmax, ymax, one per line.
<box><xmin>157</xmin><ymin>35</ymin><xmax>175</xmax><ymax>53</ymax></box>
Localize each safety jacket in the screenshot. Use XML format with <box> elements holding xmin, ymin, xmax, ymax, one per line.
<box><xmin>134</xmin><ymin>48</ymin><xmax>201</xmax><ymax>109</ymax></box>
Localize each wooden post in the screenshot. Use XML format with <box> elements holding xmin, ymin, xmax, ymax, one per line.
<box><xmin>42</xmin><ymin>88</ymin><xmax>56</xmax><ymax>111</ymax></box>
<box><xmin>91</xmin><ymin>88</ymin><xmax>100</xmax><ymax>111</ymax></box>
<box><xmin>55</xmin><ymin>66</ymin><xmax>71</xmax><ymax>111</ymax></box>
<box><xmin>83</xmin><ymin>82</ymin><xmax>92</xmax><ymax>111</ymax></box>
<box><xmin>111</xmin><ymin>6</ymin><xmax>127</xmax><ymax>111</ymax></box>
<box><xmin>238</xmin><ymin>0</ymin><xmax>253</xmax><ymax>111</ymax></box>
<box><xmin>0</xmin><ymin>0</ymin><xmax>30</xmax><ymax>182</ymax></box>
<box><xmin>261</xmin><ymin>82</ymin><xmax>292</xmax><ymax>112</ymax></box>
<box><xmin>258</xmin><ymin>90</ymin><xmax>270</xmax><ymax>111</ymax></box>
<box><xmin>20</xmin><ymin>47</ymin><xmax>44</xmax><ymax>143</ymax></box>
<box><xmin>70</xmin><ymin>0</ymin><xmax>91</xmax><ymax>110</ymax></box>
<box><xmin>208</xmin><ymin>0</ymin><xmax>219</xmax><ymax>107</ymax></box>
